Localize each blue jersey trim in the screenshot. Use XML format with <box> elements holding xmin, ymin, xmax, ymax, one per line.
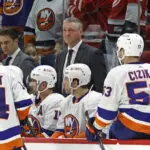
<box><xmin>0</xmin><ymin>126</ymin><xmax>21</xmax><ymax>140</ymax></box>
<box><xmin>15</xmin><ymin>99</ymin><xmax>32</xmax><ymax>109</ymax></box>
<box><xmin>97</xmin><ymin>107</ymin><xmax>118</xmax><ymax>120</ymax></box>
<box><xmin>119</xmin><ymin>108</ymin><xmax>150</xmax><ymax>122</ymax></box>
<box><xmin>56</xmin><ymin>129</ymin><xmax>64</xmax><ymax>132</ymax></box>
<box><xmin>110</xmin><ymin>120</ymin><xmax>150</xmax><ymax>139</ymax></box>
<box><xmin>41</xmin><ymin>127</ymin><xmax>54</xmax><ymax>136</ymax></box>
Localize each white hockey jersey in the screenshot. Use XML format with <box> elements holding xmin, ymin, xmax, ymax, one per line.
<box><xmin>0</xmin><ymin>65</ymin><xmax>32</xmax><ymax>149</ymax></box>
<box><xmin>35</xmin><ymin>93</ymin><xmax>64</xmax><ymax>137</ymax></box>
<box><xmin>54</xmin><ymin>91</ymin><xmax>102</xmax><ymax>138</ymax></box>
<box><xmin>94</xmin><ymin>62</ymin><xmax>150</xmax><ymax>139</ymax></box>
<box><xmin>24</xmin><ymin>0</ymin><xmax>66</xmax><ymax>56</ymax></box>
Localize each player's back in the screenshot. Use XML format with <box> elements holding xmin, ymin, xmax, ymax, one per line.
<box><xmin>106</xmin><ymin>63</ymin><xmax>150</xmax><ymax>139</ymax></box>
<box><xmin>0</xmin><ymin>66</ymin><xmax>20</xmax><ymax>127</ymax></box>
<box><xmin>113</xmin><ymin>63</ymin><xmax>150</xmax><ymax>106</ymax></box>
<box><xmin>0</xmin><ymin>65</ymin><xmax>32</xmax><ymax>149</ymax></box>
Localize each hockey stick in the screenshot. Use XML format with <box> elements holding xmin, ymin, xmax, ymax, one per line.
<box><xmin>24</xmin><ymin>117</ymin><xmax>37</xmax><ymax>137</ymax></box>
<box><xmin>22</xmin><ymin>138</ymin><xmax>28</xmax><ymax>150</ymax></box>
<box><xmin>85</xmin><ymin>111</ymin><xmax>106</xmax><ymax>150</ymax></box>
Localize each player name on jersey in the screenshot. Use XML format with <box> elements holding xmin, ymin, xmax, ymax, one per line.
<box><xmin>128</xmin><ymin>69</ymin><xmax>150</xmax><ymax>81</ymax></box>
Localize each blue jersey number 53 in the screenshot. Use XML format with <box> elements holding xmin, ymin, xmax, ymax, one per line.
<box><xmin>126</xmin><ymin>81</ymin><xmax>149</xmax><ymax>105</ymax></box>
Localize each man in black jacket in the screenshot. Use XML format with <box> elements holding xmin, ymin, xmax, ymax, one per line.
<box><xmin>55</xmin><ymin>17</ymin><xmax>107</xmax><ymax>95</ymax></box>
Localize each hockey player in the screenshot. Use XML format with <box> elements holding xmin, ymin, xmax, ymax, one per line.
<box><xmin>24</xmin><ymin>0</ymin><xmax>66</xmax><ymax>66</ymax></box>
<box><xmin>51</xmin><ymin>63</ymin><xmax>102</xmax><ymax>138</ymax></box>
<box><xmin>6</xmin><ymin>65</ymin><xmax>23</xmax><ymax>81</ymax></box>
<box><xmin>22</xmin><ymin>65</ymin><xmax>64</xmax><ymax>138</ymax></box>
<box><xmin>0</xmin><ymin>65</ymin><xmax>32</xmax><ymax>149</ymax></box>
<box><xmin>86</xmin><ymin>33</ymin><xmax>150</xmax><ymax>140</ymax></box>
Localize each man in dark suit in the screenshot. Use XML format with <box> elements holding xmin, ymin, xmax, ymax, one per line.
<box><xmin>0</xmin><ymin>28</ymin><xmax>36</xmax><ymax>85</ymax></box>
<box><xmin>55</xmin><ymin>17</ymin><xmax>107</xmax><ymax>94</ymax></box>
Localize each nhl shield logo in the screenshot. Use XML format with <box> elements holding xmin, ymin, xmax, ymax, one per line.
<box><xmin>64</xmin><ymin>114</ymin><xmax>79</xmax><ymax>138</ymax></box>
<box><xmin>3</xmin><ymin>0</ymin><xmax>23</xmax><ymax>15</ymax></box>
<box><xmin>37</xmin><ymin>8</ymin><xmax>55</xmax><ymax>31</ymax></box>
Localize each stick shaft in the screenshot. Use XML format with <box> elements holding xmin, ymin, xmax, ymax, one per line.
<box><xmin>85</xmin><ymin>111</ymin><xmax>105</xmax><ymax>150</ymax></box>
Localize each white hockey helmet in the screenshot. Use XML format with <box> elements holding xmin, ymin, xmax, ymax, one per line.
<box><xmin>30</xmin><ymin>65</ymin><xmax>57</xmax><ymax>89</ymax></box>
<box><xmin>64</xmin><ymin>63</ymin><xmax>91</xmax><ymax>88</ymax></box>
<box><xmin>117</xmin><ymin>33</ymin><xmax>144</xmax><ymax>61</ymax></box>
<box><xmin>6</xmin><ymin>65</ymin><xmax>23</xmax><ymax>80</ymax></box>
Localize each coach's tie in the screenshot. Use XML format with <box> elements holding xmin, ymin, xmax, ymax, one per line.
<box><xmin>66</xmin><ymin>49</ymin><xmax>73</xmax><ymax>67</ymax></box>
<box><xmin>5</xmin><ymin>56</ymin><xmax>12</xmax><ymax>65</ymax></box>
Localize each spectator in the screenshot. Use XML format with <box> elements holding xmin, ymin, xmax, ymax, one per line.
<box><xmin>105</xmin><ymin>0</ymin><xmax>147</xmax><ymax>72</ymax></box>
<box><xmin>0</xmin><ymin>65</ymin><xmax>32</xmax><ymax>150</ymax></box>
<box><xmin>24</xmin><ymin>44</ymin><xmax>40</xmax><ymax>66</ymax></box>
<box><xmin>0</xmin><ymin>48</ymin><xmax>6</xmax><ymax>62</ymax></box>
<box><xmin>86</xmin><ymin>33</ymin><xmax>150</xmax><ymax>140</ymax></box>
<box><xmin>51</xmin><ymin>63</ymin><xmax>102</xmax><ymax>138</ymax></box>
<box><xmin>21</xmin><ymin>65</ymin><xmax>64</xmax><ymax>138</ymax></box>
<box><xmin>24</xmin><ymin>0</ymin><xmax>66</xmax><ymax>67</ymax></box>
<box><xmin>55</xmin><ymin>17</ymin><xmax>106</xmax><ymax>95</ymax></box>
<box><xmin>0</xmin><ymin>28</ymin><xmax>36</xmax><ymax>85</ymax></box>
<box><xmin>67</xmin><ymin>0</ymin><xmax>113</xmax><ymax>48</ymax></box>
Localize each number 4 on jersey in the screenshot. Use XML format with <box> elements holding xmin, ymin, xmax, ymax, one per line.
<box><xmin>0</xmin><ymin>87</ymin><xmax>9</xmax><ymax>119</ymax></box>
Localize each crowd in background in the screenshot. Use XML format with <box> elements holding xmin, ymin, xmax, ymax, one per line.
<box><xmin>0</xmin><ymin>0</ymin><xmax>150</xmax><ymax>149</ymax></box>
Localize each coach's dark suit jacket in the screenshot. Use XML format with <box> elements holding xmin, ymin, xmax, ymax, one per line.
<box><xmin>55</xmin><ymin>42</ymin><xmax>107</xmax><ymax>94</ymax></box>
<box><xmin>2</xmin><ymin>50</ymin><xmax>36</xmax><ymax>84</ymax></box>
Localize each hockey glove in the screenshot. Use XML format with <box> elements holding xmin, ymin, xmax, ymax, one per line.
<box><xmin>86</xmin><ymin>117</ymin><xmax>104</xmax><ymax>141</ymax></box>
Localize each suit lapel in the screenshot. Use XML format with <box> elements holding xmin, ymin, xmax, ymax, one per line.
<box><xmin>58</xmin><ymin>50</ymin><xmax>67</xmax><ymax>78</ymax></box>
<box><xmin>12</xmin><ymin>51</ymin><xmax>22</xmax><ymax>66</ymax></box>
<box><xmin>62</xmin><ymin>50</ymin><xmax>68</xmax><ymax>67</ymax></box>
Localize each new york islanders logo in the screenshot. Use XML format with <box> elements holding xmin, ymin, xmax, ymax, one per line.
<box><xmin>3</xmin><ymin>0</ymin><xmax>23</xmax><ymax>15</ymax></box>
<box><xmin>37</xmin><ymin>8</ymin><xmax>55</xmax><ymax>31</ymax></box>
<box><xmin>64</xmin><ymin>114</ymin><xmax>79</xmax><ymax>138</ymax></box>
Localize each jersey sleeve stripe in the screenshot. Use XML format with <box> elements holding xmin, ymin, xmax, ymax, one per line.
<box><xmin>15</xmin><ymin>99</ymin><xmax>32</xmax><ymax>109</ymax></box>
<box><xmin>17</xmin><ymin>107</ymin><xmax>31</xmax><ymax>120</ymax></box>
<box><xmin>97</xmin><ymin>107</ymin><xmax>118</xmax><ymax>120</ymax></box>
<box><xmin>94</xmin><ymin>116</ymin><xmax>110</xmax><ymax>129</ymax></box>
<box><xmin>96</xmin><ymin>113</ymin><xmax>114</xmax><ymax>124</ymax></box>
<box><xmin>119</xmin><ymin>108</ymin><xmax>150</xmax><ymax>122</ymax></box>
<box><xmin>118</xmin><ymin>113</ymin><xmax>150</xmax><ymax>134</ymax></box>
<box><xmin>0</xmin><ymin>126</ymin><xmax>21</xmax><ymax>140</ymax></box>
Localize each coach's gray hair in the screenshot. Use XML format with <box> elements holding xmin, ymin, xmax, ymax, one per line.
<box><xmin>63</xmin><ymin>17</ymin><xmax>83</xmax><ymax>30</ymax></box>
